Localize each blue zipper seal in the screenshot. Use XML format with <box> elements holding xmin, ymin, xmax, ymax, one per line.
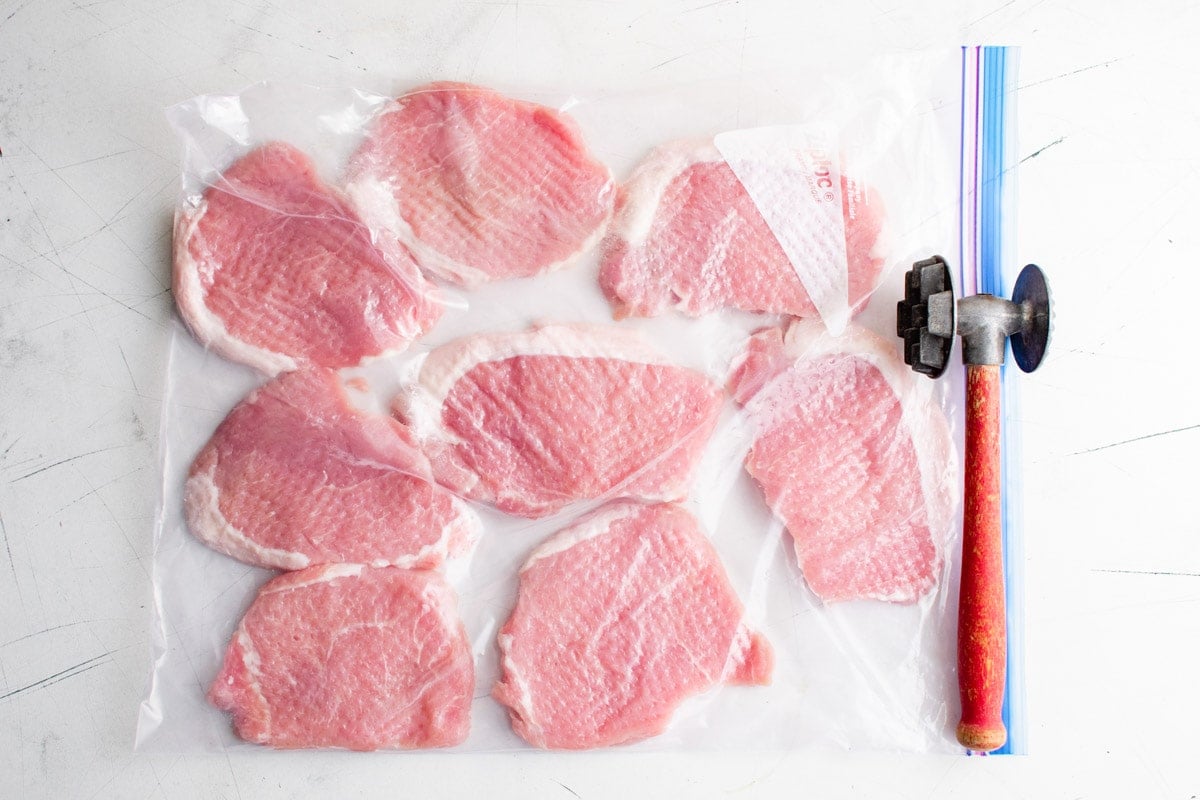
<box><xmin>963</xmin><ymin>44</ymin><xmax>1026</xmax><ymax>755</ymax></box>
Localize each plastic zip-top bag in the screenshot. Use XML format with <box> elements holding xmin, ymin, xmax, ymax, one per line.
<box><xmin>137</xmin><ymin>47</ymin><xmax>1026</xmax><ymax>754</ymax></box>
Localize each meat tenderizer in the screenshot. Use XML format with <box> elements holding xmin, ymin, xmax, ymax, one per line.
<box><xmin>896</xmin><ymin>255</ymin><xmax>1051</xmax><ymax>752</ymax></box>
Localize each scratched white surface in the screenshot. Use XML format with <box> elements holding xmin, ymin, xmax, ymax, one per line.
<box><xmin>1</xmin><ymin>0</ymin><xmax>1197</xmax><ymax>797</ymax></box>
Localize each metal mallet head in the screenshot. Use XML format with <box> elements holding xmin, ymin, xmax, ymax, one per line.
<box><xmin>895</xmin><ymin>255</ymin><xmax>1052</xmax><ymax>753</ymax></box>
<box><xmin>897</xmin><ymin>255</ymin><xmax>1051</xmax><ymax>373</ymax></box>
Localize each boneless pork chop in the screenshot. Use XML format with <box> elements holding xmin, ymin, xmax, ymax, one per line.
<box><xmin>174</xmin><ymin>141</ymin><xmax>441</xmax><ymax>375</ymax></box>
<box><xmin>730</xmin><ymin>320</ymin><xmax>956</xmax><ymax>603</ymax></box>
<box><xmin>494</xmin><ymin>502</ymin><xmax>772</xmax><ymax>749</ymax></box>
<box><xmin>599</xmin><ymin>139</ymin><xmax>885</xmax><ymax>320</ymax></box>
<box><xmin>210</xmin><ymin>564</ymin><xmax>473</xmax><ymax>750</ymax></box>
<box><xmin>186</xmin><ymin>368</ymin><xmax>479</xmax><ymax>571</ymax></box>
<box><xmin>345</xmin><ymin>82</ymin><xmax>614</xmax><ymax>287</ymax></box>
<box><xmin>396</xmin><ymin>323</ymin><xmax>723</xmax><ymax>518</ymax></box>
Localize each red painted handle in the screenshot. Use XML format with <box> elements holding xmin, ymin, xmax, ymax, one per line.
<box><xmin>957</xmin><ymin>364</ymin><xmax>1008</xmax><ymax>752</ymax></box>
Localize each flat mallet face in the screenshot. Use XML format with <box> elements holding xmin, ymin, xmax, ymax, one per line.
<box><xmin>1010</xmin><ymin>264</ymin><xmax>1052</xmax><ymax>373</ymax></box>
<box><xmin>897</xmin><ymin>256</ymin><xmax>1051</xmax><ymax>752</ymax></box>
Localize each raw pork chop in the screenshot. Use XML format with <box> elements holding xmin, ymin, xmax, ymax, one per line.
<box><xmin>599</xmin><ymin>139</ymin><xmax>885</xmax><ymax>320</ymax></box>
<box><xmin>730</xmin><ymin>320</ymin><xmax>956</xmax><ymax>603</ymax></box>
<box><xmin>494</xmin><ymin>501</ymin><xmax>772</xmax><ymax>749</ymax></box>
<box><xmin>397</xmin><ymin>323</ymin><xmax>723</xmax><ymax>518</ymax></box>
<box><xmin>345</xmin><ymin>82</ymin><xmax>614</xmax><ymax>287</ymax></box>
<box><xmin>174</xmin><ymin>141</ymin><xmax>441</xmax><ymax>375</ymax></box>
<box><xmin>210</xmin><ymin>564</ymin><xmax>473</xmax><ymax>750</ymax></box>
<box><xmin>186</xmin><ymin>368</ymin><xmax>479</xmax><ymax>570</ymax></box>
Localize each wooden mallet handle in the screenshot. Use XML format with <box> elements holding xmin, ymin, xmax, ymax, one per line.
<box><xmin>957</xmin><ymin>364</ymin><xmax>1008</xmax><ymax>752</ymax></box>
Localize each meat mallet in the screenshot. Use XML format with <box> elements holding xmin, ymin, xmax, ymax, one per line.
<box><xmin>896</xmin><ymin>255</ymin><xmax>1051</xmax><ymax>752</ymax></box>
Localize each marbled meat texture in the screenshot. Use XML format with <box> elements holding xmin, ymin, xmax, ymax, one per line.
<box><xmin>494</xmin><ymin>501</ymin><xmax>772</xmax><ymax>749</ymax></box>
<box><xmin>345</xmin><ymin>81</ymin><xmax>614</xmax><ymax>287</ymax></box>
<box><xmin>185</xmin><ymin>368</ymin><xmax>479</xmax><ymax>571</ymax></box>
<box><xmin>397</xmin><ymin>323</ymin><xmax>723</xmax><ymax>518</ymax></box>
<box><xmin>173</xmin><ymin>141</ymin><xmax>441</xmax><ymax>375</ymax></box>
<box><xmin>210</xmin><ymin>564</ymin><xmax>474</xmax><ymax>750</ymax></box>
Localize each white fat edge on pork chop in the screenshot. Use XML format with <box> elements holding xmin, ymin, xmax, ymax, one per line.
<box><xmin>521</xmin><ymin>500</ymin><xmax>646</xmax><ymax>570</ymax></box>
<box><xmin>260</xmin><ymin>563</ymin><xmax>366</xmax><ymax>595</ymax></box>
<box><xmin>345</xmin><ymin>174</ymin><xmax>616</xmax><ymax>290</ymax></box>
<box><xmin>495</xmin><ymin>631</ymin><xmax>540</xmax><ymax>743</ymax></box>
<box><xmin>173</xmin><ymin>205</ymin><xmax>299</xmax><ymax>376</ymax></box>
<box><xmin>401</xmin><ymin>322</ymin><xmax>681</xmax><ymax>446</ymax></box>
<box><xmin>229</xmin><ymin>626</ymin><xmax>272</xmax><ymax>743</ymax></box>
<box><xmin>611</xmin><ymin>139</ymin><xmax>723</xmax><ymax>249</ymax></box>
<box><xmin>186</xmin><ymin>457</ymin><xmax>480</xmax><ymax>571</ymax></box>
<box><xmin>184</xmin><ymin>457</ymin><xmax>311</xmax><ymax>571</ymax></box>
<box><xmin>344</xmin><ymin>176</ymin><xmax>490</xmax><ymax>287</ymax></box>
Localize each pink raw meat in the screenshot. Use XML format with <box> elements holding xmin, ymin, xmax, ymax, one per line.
<box><xmin>494</xmin><ymin>501</ymin><xmax>772</xmax><ymax>749</ymax></box>
<box><xmin>174</xmin><ymin>141</ymin><xmax>441</xmax><ymax>375</ymax></box>
<box><xmin>396</xmin><ymin>323</ymin><xmax>723</xmax><ymax>518</ymax></box>
<box><xmin>345</xmin><ymin>82</ymin><xmax>614</xmax><ymax>287</ymax></box>
<box><xmin>210</xmin><ymin>564</ymin><xmax>473</xmax><ymax>750</ymax></box>
<box><xmin>599</xmin><ymin>139</ymin><xmax>886</xmax><ymax>319</ymax></box>
<box><xmin>185</xmin><ymin>368</ymin><xmax>479</xmax><ymax>571</ymax></box>
<box><xmin>730</xmin><ymin>320</ymin><xmax>956</xmax><ymax>603</ymax></box>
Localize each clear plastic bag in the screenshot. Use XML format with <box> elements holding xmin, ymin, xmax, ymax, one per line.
<box><xmin>138</xmin><ymin>49</ymin><xmax>1023</xmax><ymax>754</ymax></box>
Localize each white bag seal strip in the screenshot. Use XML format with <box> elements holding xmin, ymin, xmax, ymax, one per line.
<box><xmin>714</xmin><ymin>124</ymin><xmax>851</xmax><ymax>335</ymax></box>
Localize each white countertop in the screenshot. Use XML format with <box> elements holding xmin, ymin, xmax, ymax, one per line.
<box><xmin>2</xmin><ymin>0</ymin><xmax>1197</xmax><ymax>797</ymax></box>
